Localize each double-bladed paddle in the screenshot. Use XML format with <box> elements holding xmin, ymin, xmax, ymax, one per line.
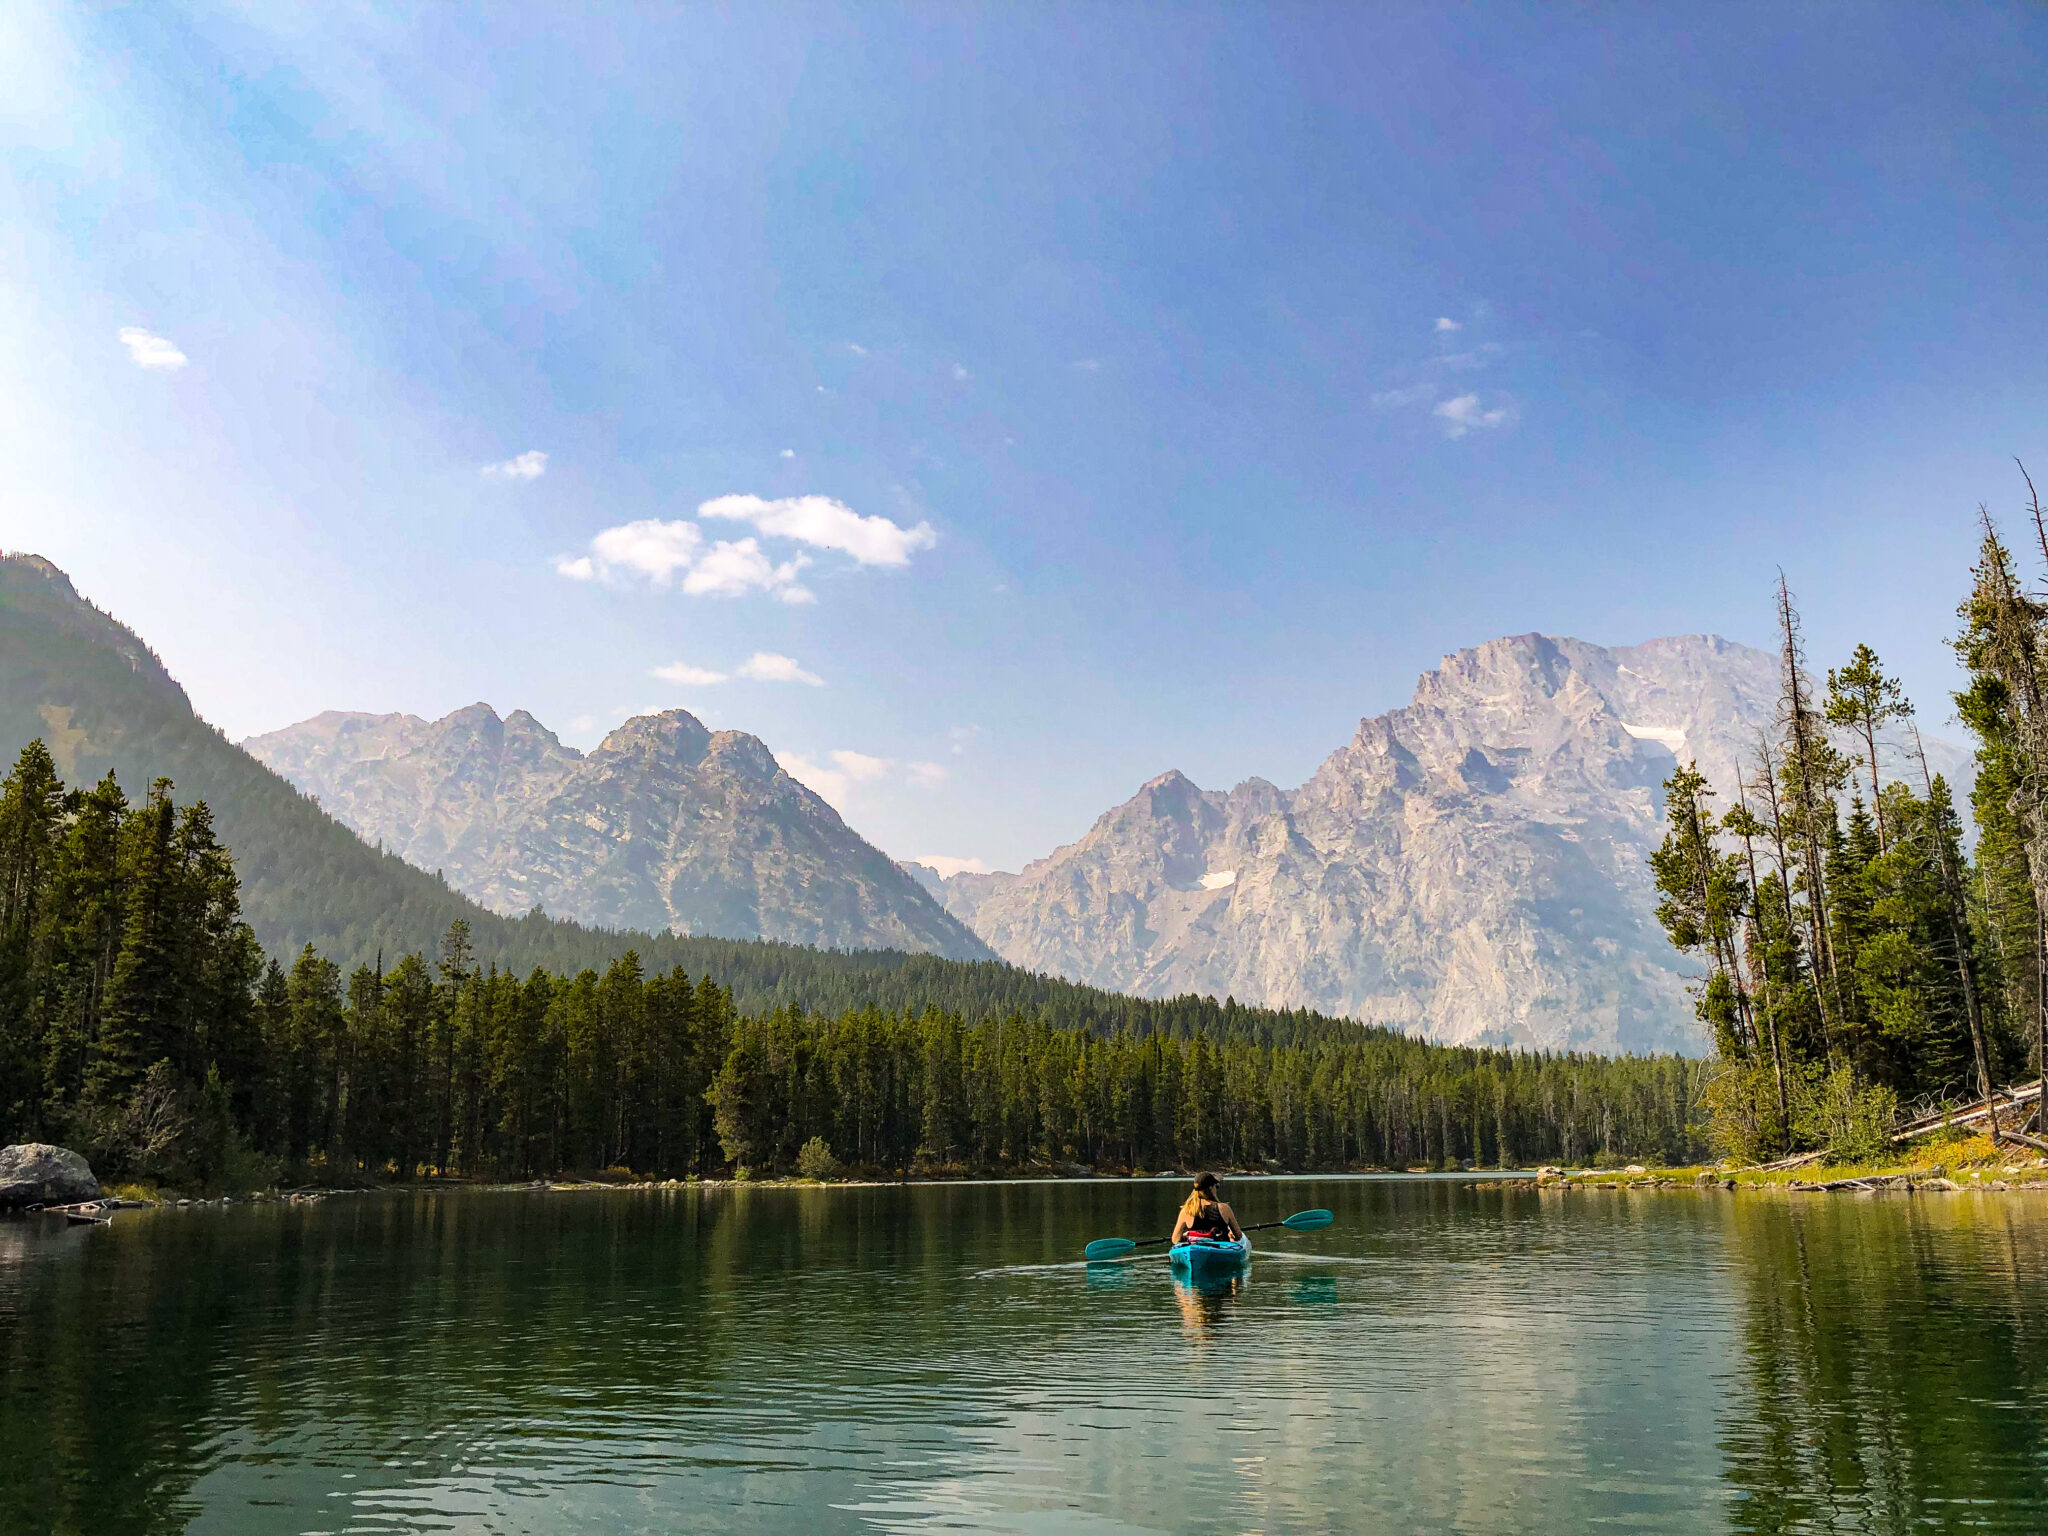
<box><xmin>1083</xmin><ymin>1207</ymin><xmax>1334</xmax><ymax>1261</ymax></box>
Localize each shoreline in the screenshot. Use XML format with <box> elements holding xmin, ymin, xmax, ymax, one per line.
<box><xmin>27</xmin><ymin>1143</ymin><xmax>2048</xmax><ymax>1216</ymax></box>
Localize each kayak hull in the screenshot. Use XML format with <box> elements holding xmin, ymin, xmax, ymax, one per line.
<box><xmin>1169</xmin><ymin>1235</ymin><xmax>1251</xmax><ymax>1274</ymax></box>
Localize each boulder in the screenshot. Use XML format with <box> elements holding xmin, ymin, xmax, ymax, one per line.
<box><xmin>0</xmin><ymin>1143</ymin><xmax>101</xmax><ymax>1211</ymax></box>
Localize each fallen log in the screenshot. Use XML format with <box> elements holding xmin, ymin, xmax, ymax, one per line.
<box><xmin>1894</xmin><ymin>1081</ymin><xmax>2044</xmax><ymax>1141</ymax></box>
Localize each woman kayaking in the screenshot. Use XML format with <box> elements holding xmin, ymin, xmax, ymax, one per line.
<box><xmin>1170</xmin><ymin>1172</ymin><xmax>1244</xmax><ymax>1247</ymax></box>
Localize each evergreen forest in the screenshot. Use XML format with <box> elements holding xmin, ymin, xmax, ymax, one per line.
<box><xmin>1652</xmin><ymin>471</ymin><xmax>2048</xmax><ymax>1161</ymax></box>
<box><xmin>0</xmin><ymin>745</ymin><xmax>1706</xmax><ymax>1185</ymax></box>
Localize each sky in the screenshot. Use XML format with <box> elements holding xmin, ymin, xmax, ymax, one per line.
<box><xmin>2</xmin><ymin>2</ymin><xmax>2044</xmax><ymax>875</ymax></box>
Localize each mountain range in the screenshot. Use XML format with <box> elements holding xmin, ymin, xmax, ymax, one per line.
<box><xmin>909</xmin><ymin>634</ymin><xmax>1969</xmax><ymax>1053</ymax></box>
<box><xmin>0</xmin><ymin>549</ymin><xmax>1395</xmax><ymax>1049</ymax></box>
<box><xmin>6</xmin><ymin>549</ymin><xmax>1970</xmax><ymax>1054</ymax></box>
<box><xmin>244</xmin><ymin>705</ymin><xmax>986</xmax><ymax>958</ymax></box>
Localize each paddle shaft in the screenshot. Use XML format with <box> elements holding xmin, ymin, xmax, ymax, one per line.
<box><xmin>1122</xmin><ymin>1216</ymin><xmax>1301</xmax><ymax>1252</ymax></box>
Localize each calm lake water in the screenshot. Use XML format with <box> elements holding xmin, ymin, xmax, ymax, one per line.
<box><xmin>2</xmin><ymin>1178</ymin><xmax>2046</xmax><ymax>1535</ymax></box>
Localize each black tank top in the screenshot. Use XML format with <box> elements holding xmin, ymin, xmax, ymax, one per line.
<box><xmin>1186</xmin><ymin>1200</ymin><xmax>1231</xmax><ymax>1239</ymax></box>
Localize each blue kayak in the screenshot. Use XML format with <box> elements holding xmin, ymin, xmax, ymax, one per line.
<box><xmin>1169</xmin><ymin>1234</ymin><xmax>1251</xmax><ymax>1275</ymax></box>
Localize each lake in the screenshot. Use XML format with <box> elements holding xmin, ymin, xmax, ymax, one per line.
<box><xmin>2</xmin><ymin>1178</ymin><xmax>2045</xmax><ymax>1534</ymax></box>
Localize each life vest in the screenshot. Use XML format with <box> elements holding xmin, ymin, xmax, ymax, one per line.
<box><xmin>1185</xmin><ymin>1199</ymin><xmax>1232</xmax><ymax>1239</ymax></box>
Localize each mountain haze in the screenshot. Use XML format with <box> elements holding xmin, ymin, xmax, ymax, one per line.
<box><xmin>246</xmin><ymin>705</ymin><xmax>987</xmax><ymax>958</ymax></box>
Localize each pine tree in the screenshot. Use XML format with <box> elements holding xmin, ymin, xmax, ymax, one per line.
<box><xmin>1825</xmin><ymin>645</ymin><xmax>1914</xmax><ymax>850</ymax></box>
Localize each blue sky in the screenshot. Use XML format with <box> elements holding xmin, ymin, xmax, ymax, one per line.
<box><xmin>3</xmin><ymin>2</ymin><xmax>2043</xmax><ymax>873</ymax></box>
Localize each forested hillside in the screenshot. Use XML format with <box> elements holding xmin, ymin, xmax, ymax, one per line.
<box><xmin>0</xmin><ymin>738</ymin><xmax>1710</xmax><ymax>1181</ymax></box>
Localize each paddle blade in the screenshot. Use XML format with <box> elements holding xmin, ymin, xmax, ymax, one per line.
<box><xmin>1281</xmin><ymin>1209</ymin><xmax>1335</xmax><ymax>1231</ymax></box>
<box><xmin>1084</xmin><ymin>1237</ymin><xmax>1137</xmax><ymax>1261</ymax></box>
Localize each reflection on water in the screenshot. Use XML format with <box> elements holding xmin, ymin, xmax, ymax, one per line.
<box><xmin>1172</xmin><ymin>1271</ymin><xmax>1245</xmax><ymax>1342</ymax></box>
<box><xmin>1721</xmin><ymin>1196</ymin><xmax>2048</xmax><ymax>1534</ymax></box>
<box><xmin>0</xmin><ymin>1180</ymin><xmax>2043</xmax><ymax>1534</ymax></box>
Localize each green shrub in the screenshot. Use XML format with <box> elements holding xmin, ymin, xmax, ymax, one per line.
<box><xmin>1700</xmin><ymin>1058</ymin><xmax>1788</xmax><ymax>1164</ymax></box>
<box><xmin>1797</xmin><ymin>1063</ymin><xmax>1898</xmax><ymax>1166</ymax></box>
<box><xmin>796</xmin><ymin>1136</ymin><xmax>839</xmax><ymax>1180</ymax></box>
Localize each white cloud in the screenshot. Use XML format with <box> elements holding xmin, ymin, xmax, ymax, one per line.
<box><xmin>779</xmin><ymin>448</ymin><xmax>796</xmax><ymax>459</ymax></box>
<box><xmin>1371</xmin><ymin>383</ymin><xmax>1435</xmax><ymax>411</ymax></box>
<box><xmin>848</xmin><ymin>342</ymin><xmax>868</xmax><ymax>356</ymax></box>
<box><xmin>481</xmin><ymin>449</ymin><xmax>548</xmax><ymax>480</ymax></box>
<box><xmin>1072</xmin><ymin>358</ymin><xmax>1102</xmax><ymax>372</ymax></box>
<box><xmin>681</xmin><ymin>536</ymin><xmax>814</xmax><ymax>602</ymax></box>
<box><xmin>917</xmin><ymin>854</ymin><xmax>988</xmax><ymax>879</ymax></box>
<box><xmin>831</xmin><ymin>749</ymin><xmax>892</xmax><ymax>781</ymax></box>
<box><xmin>591</xmin><ymin>518</ymin><xmax>702</xmax><ymax>582</ymax></box>
<box><xmin>1433</xmin><ymin>394</ymin><xmax>1515</xmax><ymax>438</ymax></box>
<box><xmin>698</xmin><ymin>493</ymin><xmax>935</xmax><ymax>567</ymax></box>
<box><xmin>948</xmin><ymin>723</ymin><xmax>982</xmax><ymax>756</ymax></box>
<box><xmin>780</xmin><ymin>752</ymin><xmax>849</xmax><ymax>808</ymax></box>
<box><xmin>907</xmin><ymin>760</ymin><xmax>948</xmax><ymax>788</ymax></box>
<box><xmin>651</xmin><ymin>661</ymin><xmax>728</xmax><ymax>686</ymax></box>
<box><xmin>560</xmin><ymin>494</ymin><xmax>924</xmax><ymax>601</ymax></box>
<box><xmin>736</xmin><ymin>652</ymin><xmax>824</xmax><ymax>686</ymax></box>
<box><xmin>951</xmin><ymin>362</ymin><xmax>971</xmax><ymax>381</ymax></box>
<box><xmin>1433</xmin><ymin>317</ymin><xmax>1462</xmax><ymax>333</ymax></box>
<box><xmin>118</xmin><ymin>327</ymin><xmax>187</xmax><ymax>370</ymax></box>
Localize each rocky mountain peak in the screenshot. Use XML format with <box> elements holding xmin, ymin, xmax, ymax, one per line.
<box><xmin>247</xmin><ymin>701</ymin><xmax>989</xmax><ymax>960</ymax></box>
<box><xmin>921</xmin><ymin>631</ymin><xmax>1864</xmax><ymax>1052</ymax></box>
<box><xmin>595</xmin><ymin>708</ymin><xmax>714</xmax><ymax>764</ymax></box>
<box><xmin>705</xmin><ymin>729</ymin><xmax>782</xmax><ymax>781</ymax></box>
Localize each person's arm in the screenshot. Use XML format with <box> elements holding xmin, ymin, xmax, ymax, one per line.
<box><xmin>1171</xmin><ymin>1209</ymin><xmax>1191</xmax><ymax>1243</ymax></box>
<box><xmin>1219</xmin><ymin>1201</ymin><xmax>1244</xmax><ymax>1239</ymax></box>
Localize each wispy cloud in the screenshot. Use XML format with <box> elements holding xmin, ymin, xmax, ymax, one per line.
<box><xmin>831</xmin><ymin>749</ymin><xmax>890</xmax><ymax>781</ymax></box>
<box><xmin>481</xmin><ymin>449</ymin><xmax>548</xmax><ymax>480</ymax></box>
<box><xmin>698</xmin><ymin>493</ymin><xmax>935</xmax><ymax>567</ymax></box>
<box><xmin>1433</xmin><ymin>394</ymin><xmax>1515</xmax><ymax>438</ymax></box>
<box><xmin>1438</xmin><ymin>343</ymin><xmax>1504</xmax><ymax>371</ymax></box>
<box><xmin>778</xmin><ymin>752</ymin><xmax>848</xmax><ymax>807</ymax></box>
<box><xmin>118</xmin><ymin>327</ymin><xmax>187</xmax><ymax>370</ymax></box>
<box><xmin>652</xmin><ymin>652</ymin><xmax>824</xmax><ymax>687</ymax></box>
<box><xmin>782</xmin><ymin>749</ymin><xmax>888</xmax><ymax>808</ymax></box>
<box><xmin>917</xmin><ymin>854</ymin><xmax>988</xmax><ymax>878</ymax></box>
<box><xmin>951</xmin><ymin>362</ymin><xmax>971</xmax><ymax>382</ymax></box>
<box><xmin>651</xmin><ymin>661</ymin><xmax>728</xmax><ymax>686</ymax></box>
<box><xmin>1072</xmin><ymin>358</ymin><xmax>1102</xmax><ymax>372</ymax></box>
<box><xmin>780</xmin><ymin>746</ymin><xmax>942</xmax><ymax>807</ymax></box>
<box><xmin>778</xmin><ymin>448</ymin><xmax>796</xmax><ymax>459</ymax></box>
<box><xmin>1433</xmin><ymin>317</ymin><xmax>1462</xmax><ymax>333</ymax></box>
<box><xmin>736</xmin><ymin>652</ymin><xmax>824</xmax><ymax>686</ymax></box>
<box><xmin>1371</xmin><ymin>383</ymin><xmax>1435</xmax><ymax>411</ymax></box>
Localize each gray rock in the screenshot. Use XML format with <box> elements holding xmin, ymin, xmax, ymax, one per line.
<box><xmin>0</xmin><ymin>1143</ymin><xmax>100</xmax><ymax>1210</ymax></box>
<box><xmin>926</xmin><ymin>633</ymin><xmax>1972</xmax><ymax>1053</ymax></box>
<box><xmin>244</xmin><ymin>704</ymin><xmax>990</xmax><ymax>960</ymax></box>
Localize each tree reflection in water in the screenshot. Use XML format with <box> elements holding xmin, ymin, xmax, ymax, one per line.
<box><xmin>1723</xmin><ymin>1195</ymin><xmax>2048</xmax><ymax>1535</ymax></box>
